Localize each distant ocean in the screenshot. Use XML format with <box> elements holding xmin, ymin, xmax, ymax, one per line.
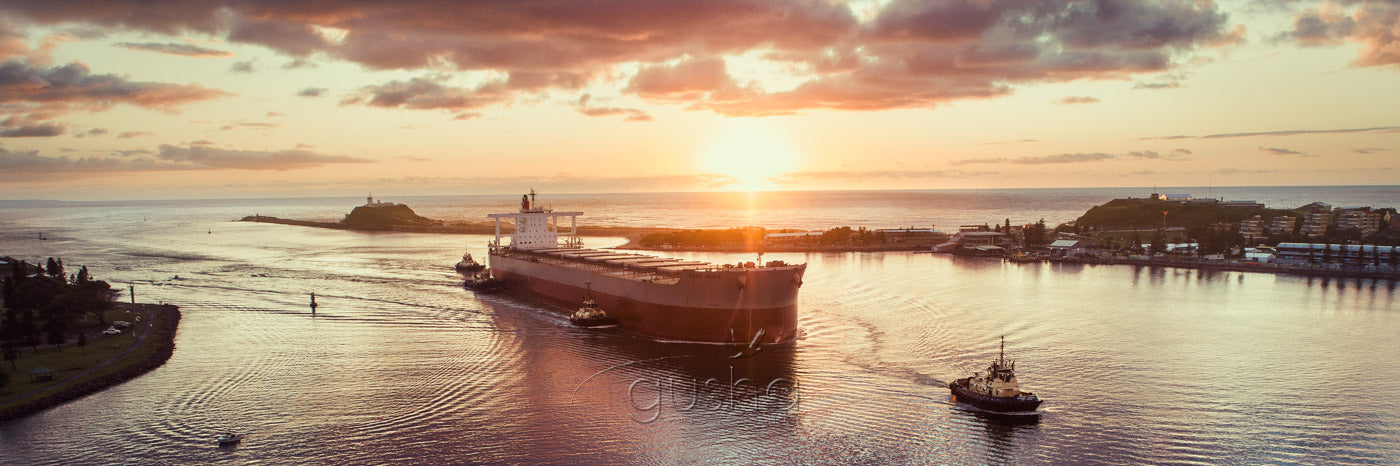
<box><xmin>4</xmin><ymin>185</ymin><xmax>1398</xmax><ymax>232</ymax></box>
<box><xmin>1</xmin><ymin>185</ymin><xmax>1397</xmax><ymax>463</ymax></box>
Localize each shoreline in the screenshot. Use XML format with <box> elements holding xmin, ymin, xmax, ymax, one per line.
<box><xmin>1039</xmin><ymin>255</ymin><xmax>1400</xmax><ymax>280</ymax></box>
<box><xmin>239</xmin><ymin>215</ymin><xmax>937</xmax><ymax>252</ymax></box>
<box><xmin>0</xmin><ymin>303</ymin><xmax>181</xmax><ymax>424</ymax></box>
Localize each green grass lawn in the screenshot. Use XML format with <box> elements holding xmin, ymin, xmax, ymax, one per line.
<box><xmin>1093</xmin><ymin>230</ymin><xmax>1190</xmax><ymax>246</ymax></box>
<box><xmin>0</xmin><ymin>306</ymin><xmax>152</xmax><ymax>405</ymax></box>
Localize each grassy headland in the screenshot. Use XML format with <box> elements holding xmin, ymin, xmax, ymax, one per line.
<box><xmin>0</xmin><ymin>303</ymin><xmax>179</xmax><ymax>423</ymax></box>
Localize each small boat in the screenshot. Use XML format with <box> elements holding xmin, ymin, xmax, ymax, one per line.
<box><xmin>948</xmin><ymin>336</ymin><xmax>1043</xmax><ymax>412</ymax></box>
<box><xmin>455</xmin><ymin>252</ymin><xmax>485</xmax><ymax>273</ymax></box>
<box><xmin>463</xmin><ymin>270</ymin><xmax>501</xmax><ymax>293</ymax></box>
<box><xmin>1006</xmin><ymin>252</ymin><xmax>1041</xmax><ymax>263</ymax></box>
<box><xmin>569</xmin><ymin>293</ymin><xmax>617</xmax><ymax>327</ymax></box>
<box><xmin>217</xmin><ymin>433</ymin><xmax>242</xmax><ymax>446</ymax></box>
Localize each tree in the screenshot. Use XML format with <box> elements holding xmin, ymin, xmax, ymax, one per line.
<box><xmin>2</xmin><ymin>346</ymin><xmax>16</xmax><ymax>370</ymax></box>
<box><xmin>72</xmin><ymin>280</ymin><xmax>116</xmax><ymax>325</ymax></box>
<box><xmin>8</xmin><ymin>260</ymin><xmax>24</xmax><ymax>283</ymax></box>
<box><xmin>23</xmin><ymin>331</ymin><xmax>40</xmax><ymax>353</ymax></box>
<box><xmin>10</xmin><ymin>276</ymin><xmax>64</xmax><ymax>315</ymax></box>
<box><xmin>1024</xmin><ymin>220</ymin><xmax>1048</xmax><ymax>247</ymax></box>
<box><xmin>45</xmin><ymin>257</ymin><xmax>63</xmax><ymax>279</ymax></box>
<box><xmin>0</xmin><ymin>370</ymin><xmax>9</xmax><ymax>395</ymax></box>
<box><xmin>821</xmin><ymin>226</ymin><xmax>854</xmax><ymax>245</ymax></box>
<box><xmin>2</xmin><ymin>277</ymin><xmax>12</xmax><ymax>308</ymax></box>
<box><xmin>76</xmin><ymin>266</ymin><xmax>90</xmax><ymax>284</ymax></box>
<box><xmin>17</xmin><ymin>309</ymin><xmax>39</xmax><ymax>353</ymax></box>
<box><xmin>76</xmin><ymin>332</ymin><xmax>87</xmax><ymax>353</ymax></box>
<box><xmin>1150</xmin><ymin>230</ymin><xmax>1167</xmax><ymax>254</ymax></box>
<box><xmin>44</xmin><ymin>320</ymin><xmax>65</xmax><ymax>349</ymax></box>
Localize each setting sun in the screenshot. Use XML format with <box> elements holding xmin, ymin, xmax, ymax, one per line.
<box><xmin>698</xmin><ymin>122</ymin><xmax>802</xmax><ymax>191</ymax></box>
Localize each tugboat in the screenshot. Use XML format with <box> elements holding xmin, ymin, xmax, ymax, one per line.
<box><xmin>455</xmin><ymin>252</ymin><xmax>485</xmax><ymax>273</ymax></box>
<box><xmin>569</xmin><ymin>285</ymin><xmax>618</xmax><ymax>327</ymax></box>
<box><xmin>463</xmin><ymin>270</ymin><xmax>502</xmax><ymax>293</ymax></box>
<box><xmin>949</xmin><ymin>336</ymin><xmax>1043</xmax><ymax>412</ymax></box>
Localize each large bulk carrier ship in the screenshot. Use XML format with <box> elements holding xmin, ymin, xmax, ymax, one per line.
<box><xmin>483</xmin><ymin>191</ymin><xmax>806</xmax><ymax>344</ymax></box>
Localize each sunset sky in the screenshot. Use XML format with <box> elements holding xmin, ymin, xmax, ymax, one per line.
<box><xmin>0</xmin><ymin>0</ymin><xmax>1396</xmax><ymax>200</ymax></box>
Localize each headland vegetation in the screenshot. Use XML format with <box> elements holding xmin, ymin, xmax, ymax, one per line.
<box><xmin>0</xmin><ymin>257</ymin><xmax>180</xmax><ymax>423</ymax></box>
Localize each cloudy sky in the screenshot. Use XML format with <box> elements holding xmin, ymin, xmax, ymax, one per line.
<box><xmin>0</xmin><ymin>0</ymin><xmax>1396</xmax><ymax>200</ymax></box>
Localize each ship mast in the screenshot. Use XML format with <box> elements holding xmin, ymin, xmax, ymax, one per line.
<box><xmin>999</xmin><ymin>335</ymin><xmax>1005</xmax><ymax>367</ymax></box>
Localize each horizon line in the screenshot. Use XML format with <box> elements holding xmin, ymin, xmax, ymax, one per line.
<box><xmin>2</xmin><ymin>183</ymin><xmax>1398</xmax><ymax>205</ymax></box>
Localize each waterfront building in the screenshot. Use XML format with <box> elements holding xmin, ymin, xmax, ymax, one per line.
<box><xmin>1336</xmin><ymin>209</ymin><xmax>1381</xmax><ymax>235</ymax></box>
<box><xmin>1275</xmin><ymin>243</ymin><xmax>1398</xmax><ymax>265</ymax></box>
<box><xmin>1238</xmin><ymin>215</ymin><xmax>1266</xmax><ymax>240</ymax></box>
<box><xmin>1048</xmin><ymin>239</ymin><xmax>1092</xmax><ymax>257</ymax></box>
<box><xmin>1222</xmin><ymin>200</ymin><xmax>1265</xmax><ymax>208</ymax></box>
<box><xmin>1137</xmin><ymin>242</ymin><xmax>1199</xmax><ymax>253</ymax></box>
<box><xmin>1268</xmin><ymin>216</ymin><xmax>1297</xmax><ymax>236</ymax></box>
<box><xmin>1162</xmin><ymin>194</ymin><xmax>1192</xmax><ymax>202</ymax></box>
<box><xmin>1297</xmin><ymin>202</ymin><xmax>1332</xmax><ymax>213</ymax></box>
<box><xmin>1299</xmin><ymin>212</ymin><xmax>1330</xmax><ymax>238</ymax></box>
<box><xmin>955</xmin><ymin>231</ymin><xmax>1004</xmax><ymax>247</ymax></box>
<box><xmin>1243</xmin><ymin>247</ymin><xmax>1276</xmax><ymax>263</ymax></box>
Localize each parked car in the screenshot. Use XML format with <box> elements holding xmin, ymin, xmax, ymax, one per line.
<box><xmin>103</xmin><ymin>327</ymin><xmax>121</xmax><ymax>335</ymax></box>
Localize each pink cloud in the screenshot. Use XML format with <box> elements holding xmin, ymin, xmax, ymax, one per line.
<box><xmin>0</xmin><ymin>61</ymin><xmax>228</xmax><ymax>112</ymax></box>
<box><xmin>627</xmin><ymin>57</ymin><xmax>737</xmax><ymax>99</ymax></box>
<box><xmin>1281</xmin><ymin>1</ymin><xmax>1400</xmax><ymax>67</ymax></box>
<box><xmin>0</xmin><ymin>0</ymin><xmax>1247</xmax><ymax>115</ymax></box>
<box><xmin>115</xmin><ymin>42</ymin><xmax>232</xmax><ymax>57</ymax></box>
<box><xmin>575</xmin><ymin>93</ymin><xmax>652</xmax><ymax>121</ymax></box>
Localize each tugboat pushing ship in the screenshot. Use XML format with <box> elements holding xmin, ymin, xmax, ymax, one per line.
<box><xmin>569</xmin><ymin>284</ymin><xmax>619</xmax><ymax>328</ymax></box>
<box><xmin>472</xmin><ymin>190</ymin><xmax>806</xmax><ymax>344</ymax></box>
<box><xmin>949</xmin><ymin>336</ymin><xmax>1043</xmax><ymax>413</ymax></box>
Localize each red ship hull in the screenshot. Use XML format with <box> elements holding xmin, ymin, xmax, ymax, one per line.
<box><xmin>490</xmin><ymin>251</ymin><xmax>800</xmax><ymax>342</ymax></box>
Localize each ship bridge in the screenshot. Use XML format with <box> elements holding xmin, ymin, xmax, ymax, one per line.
<box><xmin>488</xmin><ymin>189</ymin><xmax>582</xmax><ymax>250</ymax></box>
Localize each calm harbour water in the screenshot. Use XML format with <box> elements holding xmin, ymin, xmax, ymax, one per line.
<box><xmin>1</xmin><ymin>187</ymin><xmax>1398</xmax><ymax>464</ymax></box>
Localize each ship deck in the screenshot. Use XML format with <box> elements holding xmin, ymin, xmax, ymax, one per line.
<box><xmin>491</xmin><ymin>247</ymin><xmax>800</xmax><ymax>285</ymax></box>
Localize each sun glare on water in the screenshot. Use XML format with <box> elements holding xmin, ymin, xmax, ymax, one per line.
<box><xmin>698</xmin><ymin>123</ymin><xmax>801</xmax><ymax>191</ymax></box>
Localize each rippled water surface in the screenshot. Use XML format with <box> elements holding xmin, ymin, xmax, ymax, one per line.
<box><xmin>1</xmin><ymin>188</ymin><xmax>1398</xmax><ymax>463</ymax></box>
